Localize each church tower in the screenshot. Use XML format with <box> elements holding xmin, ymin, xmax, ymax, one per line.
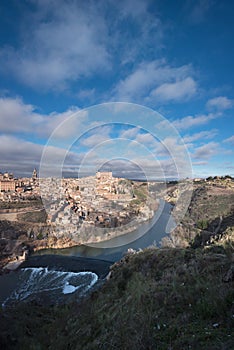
<box><xmin>32</xmin><ymin>168</ymin><xmax>37</xmax><ymax>181</ymax></box>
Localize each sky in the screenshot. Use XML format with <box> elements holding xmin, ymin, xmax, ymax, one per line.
<box><xmin>0</xmin><ymin>0</ymin><xmax>233</xmax><ymax>179</ymax></box>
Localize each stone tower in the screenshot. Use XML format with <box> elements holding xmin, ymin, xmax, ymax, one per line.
<box><xmin>32</xmin><ymin>168</ymin><xmax>37</xmax><ymax>180</ymax></box>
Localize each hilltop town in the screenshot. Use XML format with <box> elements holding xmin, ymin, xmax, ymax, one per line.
<box><xmin>0</xmin><ymin>169</ymin><xmax>157</xmax><ymax>224</ymax></box>
<box><xmin>0</xmin><ymin>169</ymin><xmax>158</xmax><ymax>271</ymax></box>
<box><xmin>42</xmin><ymin>170</ymin><xmax>157</xmax><ymax>233</ymax></box>
<box><xmin>0</xmin><ymin>169</ymin><xmax>234</xmax><ymax>272</ymax></box>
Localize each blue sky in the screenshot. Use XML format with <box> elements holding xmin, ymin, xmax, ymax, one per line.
<box><xmin>0</xmin><ymin>0</ymin><xmax>233</xmax><ymax>178</ymax></box>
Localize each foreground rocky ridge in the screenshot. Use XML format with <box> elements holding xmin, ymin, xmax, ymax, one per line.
<box><xmin>0</xmin><ymin>244</ymin><xmax>233</xmax><ymax>349</ymax></box>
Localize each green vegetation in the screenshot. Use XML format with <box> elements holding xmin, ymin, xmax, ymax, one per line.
<box><xmin>128</xmin><ymin>183</ymin><xmax>150</xmax><ymax>210</ymax></box>
<box><xmin>0</xmin><ymin>244</ymin><xmax>233</xmax><ymax>349</ymax></box>
<box><xmin>206</xmin><ymin>175</ymin><xmax>233</xmax><ymax>181</ymax></box>
<box><xmin>118</xmin><ymin>179</ymin><xmax>131</xmax><ymax>185</ymax></box>
<box><xmin>133</xmin><ymin>188</ymin><xmax>147</xmax><ymax>201</ymax></box>
<box><xmin>36</xmin><ymin>232</ymin><xmax>44</xmax><ymax>240</ymax></box>
<box><xmin>197</xmin><ymin>219</ymin><xmax>209</xmax><ymax>230</ymax></box>
<box><xmin>130</xmin><ymin>198</ymin><xmax>142</xmax><ymax>206</ymax></box>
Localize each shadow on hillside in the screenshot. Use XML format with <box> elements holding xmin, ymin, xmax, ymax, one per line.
<box><xmin>190</xmin><ymin>208</ymin><xmax>234</xmax><ymax>248</ymax></box>
<box><xmin>0</xmin><ymin>220</ymin><xmax>27</xmax><ymax>240</ymax></box>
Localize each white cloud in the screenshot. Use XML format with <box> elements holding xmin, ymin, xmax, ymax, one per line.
<box><xmin>135</xmin><ymin>133</ymin><xmax>157</xmax><ymax>145</ymax></box>
<box><xmin>0</xmin><ymin>97</ymin><xmax>85</xmax><ymax>139</ymax></box>
<box><xmin>206</xmin><ymin>96</ymin><xmax>233</xmax><ymax>111</ymax></box>
<box><xmin>0</xmin><ymin>97</ymin><xmax>41</xmax><ymax>133</ymax></box>
<box><xmin>150</xmin><ymin>77</ymin><xmax>197</xmax><ymax>102</ymax></box>
<box><xmin>0</xmin><ymin>0</ymin><xmax>164</xmax><ymax>92</ymax></box>
<box><xmin>118</xmin><ymin>127</ymin><xmax>161</xmax><ymax>151</ymax></box>
<box><xmin>183</xmin><ymin>129</ymin><xmax>217</xmax><ymax>143</ymax></box>
<box><xmin>193</xmin><ymin>142</ymin><xmax>219</xmax><ymax>160</ymax></box>
<box><xmin>37</xmin><ymin>108</ymin><xmax>87</xmax><ymax>140</ymax></box>
<box><xmin>173</xmin><ymin>113</ymin><xmax>219</xmax><ymax>130</ymax></box>
<box><xmin>79</xmin><ymin>125</ymin><xmax>112</xmax><ymax>148</ymax></box>
<box><xmin>0</xmin><ymin>134</ymin><xmax>83</xmax><ymax>176</ymax></box>
<box><xmin>109</xmin><ymin>0</ymin><xmax>163</xmax><ymax>66</ymax></box>
<box><xmin>0</xmin><ymin>1</ymin><xmax>110</xmax><ymax>90</ymax></box>
<box><xmin>80</xmin><ymin>134</ymin><xmax>111</xmax><ymax>148</ymax></box>
<box><xmin>192</xmin><ymin>161</ymin><xmax>208</xmax><ymax>166</ymax></box>
<box><xmin>119</xmin><ymin>127</ymin><xmax>141</xmax><ymax>139</ymax></box>
<box><xmin>224</xmin><ymin>135</ymin><xmax>234</xmax><ymax>145</ymax></box>
<box><xmin>155</xmin><ymin>137</ymin><xmax>188</xmax><ymax>159</ymax></box>
<box><xmin>113</xmin><ymin>60</ymin><xmax>196</xmax><ymax>102</ymax></box>
<box><xmin>0</xmin><ymin>135</ymin><xmax>43</xmax><ymax>162</ymax></box>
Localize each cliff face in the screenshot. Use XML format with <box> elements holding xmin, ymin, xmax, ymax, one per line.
<box><xmin>162</xmin><ymin>179</ymin><xmax>234</xmax><ymax>249</ymax></box>
<box><xmin>0</xmin><ymin>220</ymin><xmax>76</xmax><ymax>272</ymax></box>
<box><xmin>0</xmin><ymin>245</ymin><xmax>233</xmax><ymax>349</ymax></box>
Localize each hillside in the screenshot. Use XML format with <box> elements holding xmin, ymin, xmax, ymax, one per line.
<box><xmin>162</xmin><ymin>177</ymin><xmax>234</xmax><ymax>249</ymax></box>
<box><xmin>0</xmin><ymin>244</ymin><xmax>233</xmax><ymax>349</ymax></box>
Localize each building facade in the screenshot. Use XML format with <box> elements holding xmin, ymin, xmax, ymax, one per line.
<box><xmin>0</xmin><ymin>180</ymin><xmax>16</xmax><ymax>192</ymax></box>
<box><xmin>0</xmin><ymin>171</ymin><xmax>16</xmax><ymax>192</ymax></box>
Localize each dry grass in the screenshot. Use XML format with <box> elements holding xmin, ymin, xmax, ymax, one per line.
<box><xmin>1</xmin><ymin>245</ymin><xmax>233</xmax><ymax>350</ymax></box>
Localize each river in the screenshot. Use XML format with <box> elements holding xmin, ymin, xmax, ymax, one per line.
<box><xmin>35</xmin><ymin>200</ymin><xmax>174</xmax><ymax>261</ymax></box>
<box><xmin>0</xmin><ymin>200</ymin><xmax>174</xmax><ymax>306</ymax></box>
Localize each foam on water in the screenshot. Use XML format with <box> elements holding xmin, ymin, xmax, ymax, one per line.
<box><xmin>2</xmin><ymin>267</ymin><xmax>98</xmax><ymax>307</ymax></box>
<box><xmin>63</xmin><ymin>283</ymin><xmax>78</xmax><ymax>294</ymax></box>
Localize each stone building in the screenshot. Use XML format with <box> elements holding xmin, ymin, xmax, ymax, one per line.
<box><xmin>0</xmin><ymin>171</ymin><xmax>16</xmax><ymax>192</ymax></box>
<box><xmin>32</xmin><ymin>168</ymin><xmax>37</xmax><ymax>180</ymax></box>
<box><xmin>0</xmin><ymin>180</ymin><xmax>16</xmax><ymax>192</ymax></box>
<box><xmin>95</xmin><ymin>171</ymin><xmax>118</xmax><ymax>199</ymax></box>
<box><xmin>96</xmin><ymin>171</ymin><xmax>113</xmax><ymax>182</ymax></box>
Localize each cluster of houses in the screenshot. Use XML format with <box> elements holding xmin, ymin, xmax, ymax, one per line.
<box><xmin>42</xmin><ymin>172</ymin><xmax>138</xmax><ymax>233</ymax></box>
<box><xmin>0</xmin><ymin>169</ymin><xmax>156</xmax><ymax>240</ymax></box>
<box><xmin>0</xmin><ymin>169</ymin><xmax>40</xmax><ymax>201</ymax></box>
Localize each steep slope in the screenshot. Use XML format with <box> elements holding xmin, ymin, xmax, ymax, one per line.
<box><xmin>0</xmin><ymin>245</ymin><xmax>233</xmax><ymax>350</ymax></box>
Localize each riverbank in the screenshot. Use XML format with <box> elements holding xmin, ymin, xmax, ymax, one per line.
<box><xmin>0</xmin><ymin>203</ymin><xmax>160</xmax><ymax>274</ymax></box>
<box><xmin>0</xmin><ymin>201</ymin><xmax>164</xmax><ymax>274</ymax></box>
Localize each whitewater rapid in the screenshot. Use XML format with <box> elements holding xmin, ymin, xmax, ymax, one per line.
<box><xmin>2</xmin><ymin>267</ymin><xmax>98</xmax><ymax>307</ymax></box>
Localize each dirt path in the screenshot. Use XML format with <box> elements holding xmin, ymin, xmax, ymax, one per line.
<box><xmin>0</xmin><ymin>207</ymin><xmax>43</xmax><ymax>222</ymax></box>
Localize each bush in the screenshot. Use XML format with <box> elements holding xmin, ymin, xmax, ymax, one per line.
<box><xmin>37</xmin><ymin>232</ymin><xmax>44</xmax><ymax>240</ymax></box>
<box><xmin>197</xmin><ymin>219</ymin><xmax>208</xmax><ymax>230</ymax></box>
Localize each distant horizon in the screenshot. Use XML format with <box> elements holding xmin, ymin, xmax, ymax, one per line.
<box><xmin>1</xmin><ymin>168</ymin><xmax>233</xmax><ymax>182</ymax></box>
